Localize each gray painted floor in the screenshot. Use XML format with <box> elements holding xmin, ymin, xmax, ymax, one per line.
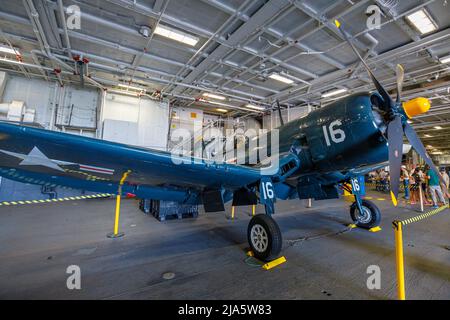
<box><xmin>0</xmin><ymin>191</ymin><xmax>449</xmax><ymax>300</ymax></box>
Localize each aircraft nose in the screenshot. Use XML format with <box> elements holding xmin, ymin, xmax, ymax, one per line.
<box><xmin>403</xmin><ymin>97</ymin><xmax>431</xmax><ymax>118</ymax></box>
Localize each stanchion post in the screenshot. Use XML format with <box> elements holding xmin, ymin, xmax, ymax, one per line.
<box><xmin>306</xmin><ymin>198</ymin><xmax>312</xmax><ymax>208</ymax></box>
<box><xmin>231</xmin><ymin>206</ymin><xmax>235</xmax><ymax>220</ymax></box>
<box><xmin>394</xmin><ymin>221</ymin><xmax>406</xmax><ymax>300</ymax></box>
<box><xmin>419</xmin><ymin>186</ymin><xmax>424</xmax><ymax>212</ymax></box>
<box><xmin>108</xmin><ymin>170</ymin><xmax>131</xmax><ymax>239</ymax></box>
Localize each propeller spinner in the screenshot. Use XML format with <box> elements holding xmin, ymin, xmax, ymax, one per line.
<box><xmin>335</xmin><ymin>20</ymin><xmax>443</xmax><ymax>206</ymax></box>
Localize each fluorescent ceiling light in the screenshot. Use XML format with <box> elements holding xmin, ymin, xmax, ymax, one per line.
<box><xmin>118</xmin><ymin>83</ymin><xmax>144</xmax><ymax>91</ymax></box>
<box><xmin>269</xmin><ymin>73</ymin><xmax>294</xmax><ymax>85</ymax></box>
<box><xmin>434</xmin><ymin>126</ymin><xmax>443</xmax><ymax>130</ymax></box>
<box><xmin>154</xmin><ymin>25</ymin><xmax>199</xmax><ymax>46</ymax></box>
<box><xmin>405</xmin><ymin>9</ymin><xmax>438</xmax><ymax>35</ymax></box>
<box><xmin>215</xmin><ymin>108</ymin><xmax>228</xmax><ymax>113</ymax></box>
<box><xmin>424</xmin><ymin>134</ymin><xmax>433</xmax><ymax>138</ymax></box>
<box><xmin>431</xmin><ymin>151</ymin><xmax>443</xmax><ymax>155</ymax></box>
<box><xmin>321</xmin><ymin>88</ymin><xmax>348</xmax><ymax>98</ymax></box>
<box><xmin>203</xmin><ymin>93</ymin><xmax>226</xmax><ymax>100</ymax></box>
<box><xmin>0</xmin><ymin>45</ymin><xmax>20</xmax><ymax>55</ymax></box>
<box><xmin>439</xmin><ymin>55</ymin><xmax>450</xmax><ymax>64</ymax></box>
<box><xmin>245</xmin><ymin>104</ymin><xmax>265</xmax><ymax>111</ymax></box>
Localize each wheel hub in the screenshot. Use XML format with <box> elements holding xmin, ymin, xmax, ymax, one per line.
<box><xmin>250</xmin><ymin>224</ymin><xmax>269</xmax><ymax>253</ymax></box>
<box><xmin>357</xmin><ymin>206</ymin><xmax>372</xmax><ymax>224</ymax></box>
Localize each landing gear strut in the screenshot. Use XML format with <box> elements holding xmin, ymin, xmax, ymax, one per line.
<box><xmin>247</xmin><ymin>214</ymin><xmax>282</xmax><ymax>261</ymax></box>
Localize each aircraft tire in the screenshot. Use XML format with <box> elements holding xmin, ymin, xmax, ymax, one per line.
<box><xmin>350</xmin><ymin>200</ymin><xmax>381</xmax><ymax>229</ymax></box>
<box><xmin>247</xmin><ymin>214</ymin><xmax>282</xmax><ymax>262</ymax></box>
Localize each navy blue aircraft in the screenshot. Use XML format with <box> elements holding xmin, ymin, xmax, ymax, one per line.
<box><xmin>0</xmin><ymin>21</ymin><xmax>444</xmax><ymax>261</ymax></box>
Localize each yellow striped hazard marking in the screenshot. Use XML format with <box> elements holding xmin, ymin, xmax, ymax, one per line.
<box><xmin>0</xmin><ymin>194</ymin><xmax>112</xmax><ymax>207</ymax></box>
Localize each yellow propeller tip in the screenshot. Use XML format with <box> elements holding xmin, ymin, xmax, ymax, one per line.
<box><xmin>390</xmin><ymin>191</ymin><xmax>398</xmax><ymax>207</ymax></box>
<box><xmin>334</xmin><ymin>20</ymin><xmax>341</xmax><ymax>28</ymax></box>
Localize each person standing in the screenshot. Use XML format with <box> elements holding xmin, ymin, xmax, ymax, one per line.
<box><xmin>440</xmin><ymin>168</ymin><xmax>450</xmax><ymax>198</ymax></box>
<box><xmin>401</xmin><ymin>165</ymin><xmax>410</xmax><ymax>201</ymax></box>
<box><xmin>427</xmin><ymin>166</ymin><xmax>447</xmax><ymax>208</ymax></box>
<box><xmin>419</xmin><ymin>167</ymin><xmax>431</xmax><ymax>205</ymax></box>
<box><xmin>410</xmin><ymin>168</ymin><xmax>421</xmax><ymax>205</ymax></box>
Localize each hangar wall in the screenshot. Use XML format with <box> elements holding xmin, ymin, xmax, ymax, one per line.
<box><xmin>101</xmin><ymin>92</ymin><xmax>170</xmax><ymax>150</ymax></box>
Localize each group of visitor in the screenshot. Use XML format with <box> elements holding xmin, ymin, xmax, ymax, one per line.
<box><xmin>369</xmin><ymin>165</ymin><xmax>449</xmax><ymax>209</ymax></box>
<box><xmin>402</xmin><ymin>165</ymin><xmax>449</xmax><ymax>209</ymax></box>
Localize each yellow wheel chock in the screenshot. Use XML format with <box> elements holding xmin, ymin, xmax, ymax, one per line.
<box><xmin>262</xmin><ymin>256</ymin><xmax>287</xmax><ymax>270</ymax></box>
<box><xmin>246</xmin><ymin>251</ymin><xmax>287</xmax><ymax>270</ymax></box>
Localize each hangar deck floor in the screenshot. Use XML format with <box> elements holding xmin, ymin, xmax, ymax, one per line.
<box><xmin>0</xmin><ymin>191</ymin><xmax>449</xmax><ymax>300</ymax></box>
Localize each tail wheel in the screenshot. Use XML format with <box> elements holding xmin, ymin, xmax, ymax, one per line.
<box><xmin>350</xmin><ymin>200</ymin><xmax>381</xmax><ymax>229</ymax></box>
<box><xmin>247</xmin><ymin>214</ymin><xmax>282</xmax><ymax>262</ymax></box>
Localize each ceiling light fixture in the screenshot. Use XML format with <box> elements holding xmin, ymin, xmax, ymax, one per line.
<box><xmin>269</xmin><ymin>73</ymin><xmax>295</xmax><ymax>85</ymax></box>
<box><xmin>405</xmin><ymin>9</ymin><xmax>438</xmax><ymax>35</ymax></box>
<box><xmin>118</xmin><ymin>83</ymin><xmax>145</xmax><ymax>91</ymax></box>
<box><xmin>424</xmin><ymin>134</ymin><xmax>433</xmax><ymax>138</ymax></box>
<box><xmin>0</xmin><ymin>45</ymin><xmax>20</xmax><ymax>55</ymax></box>
<box><xmin>439</xmin><ymin>55</ymin><xmax>450</xmax><ymax>64</ymax></box>
<box><xmin>321</xmin><ymin>88</ymin><xmax>348</xmax><ymax>98</ymax></box>
<box><xmin>434</xmin><ymin>126</ymin><xmax>443</xmax><ymax>130</ymax></box>
<box><xmin>154</xmin><ymin>25</ymin><xmax>199</xmax><ymax>47</ymax></box>
<box><xmin>245</xmin><ymin>104</ymin><xmax>265</xmax><ymax>111</ymax></box>
<box><xmin>215</xmin><ymin>108</ymin><xmax>228</xmax><ymax>113</ymax></box>
<box><xmin>202</xmin><ymin>93</ymin><xmax>226</xmax><ymax>100</ymax></box>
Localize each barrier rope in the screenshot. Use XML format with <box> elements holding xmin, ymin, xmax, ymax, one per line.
<box><xmin>393</xmin><ymin>204</ymin><xmax>449</xmax><ymax>227</ymax></box>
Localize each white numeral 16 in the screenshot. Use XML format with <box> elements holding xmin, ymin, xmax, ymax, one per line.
<box><xmin>323</xmin><ymin>120</ymin><xmax>346</xmax><ymax>146</ymax></box>
<box><xmin>261</xmin><ymin>182</ymin><xmax>274</xmax><ymax>200</ymax></box>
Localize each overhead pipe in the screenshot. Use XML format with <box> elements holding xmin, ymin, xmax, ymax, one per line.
<box><xmin>49</xmin><ymin>52</ymin><xmax>272</xmax><ymax>107</ymax></box>
<box><xmin>30</xmin><ymin>50</ymin><xmax>49</xmax><ymax>81</ymax></box>
<box><xmin>57</xmin><ymin>0</ymin><xmax>73</xmax><ymax>59</ymax></box>
<box><xmin>23</xmin><ymin>0</ymin><xmax>105</xmax><ymax>90</ymax></box>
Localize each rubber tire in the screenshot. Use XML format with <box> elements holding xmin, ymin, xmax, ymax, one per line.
<box><xmin>247</xmin><ymin>214</ymin><xmax>282</xmax><ymax>262</ymax></box>
<box><xmin>350</xmin><ymin>200</ymin><xmax>381</xmax><ymax>229</ymax></box>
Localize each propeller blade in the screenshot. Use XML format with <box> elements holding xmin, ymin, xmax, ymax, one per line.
<box><xmin>396</xmin><ymin>64</ymin><xmax>404</xmax><ymax>104</ymax></box>
<box><xmin>404</xmin><ymin>123</ymin><xmax>447</xmax><ymax>186</ymax></box>
<box><xmin>334</xmin><ymin>20</ymin><xmax>394</xmax><ymax>110</ymax></box>
<box><xmin>388</xmin><ymin>116</ymin><xmax>404</xmax><ymax>206</ymax></box>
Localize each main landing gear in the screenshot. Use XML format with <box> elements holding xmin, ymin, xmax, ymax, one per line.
<box><xmin>248</xmin><ymin>214</ymin><xmax>282</xmax><ymax>261</ymax></box>
<box><xmin>346</xmin><ymin>178</ymin><xmax>382</xmax><ymax>229</ymax></box>
<box><xmin>350</xmin><ymin>199</ymin><xmax>381</xmax><ymax>229</ymax></box>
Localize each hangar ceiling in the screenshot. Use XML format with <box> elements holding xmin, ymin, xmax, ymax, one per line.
<box><xmin>0</xmin><ymin>0</ymin><xmax>449</xmax><ymax>153</ymax></box>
